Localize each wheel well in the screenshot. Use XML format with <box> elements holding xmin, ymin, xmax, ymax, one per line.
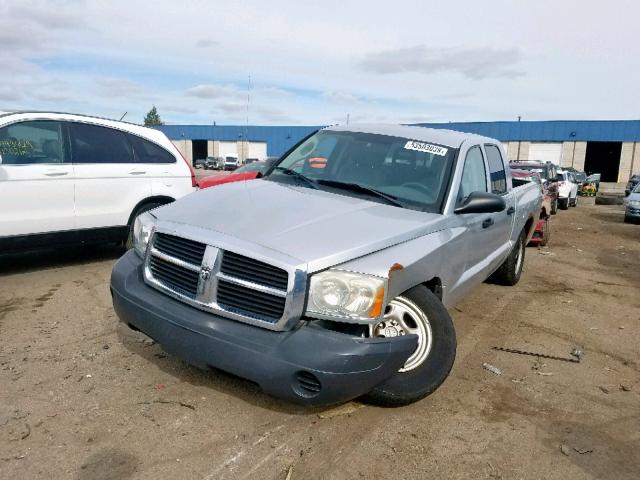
<box><xmin>423</xmin><ymin>277</ymin><xmax>443</xmax><ymax>300</ymax></box>
<box><xmin>127</xmin><ymin>196</ymin><xmax>175</xmax><ymax>226</ymax></box>
<box><xmin>524</xmin><ymin>216</ymin><xmax>535</xmax><ymax>238</ymax></box>
<box><xmin>540</xmin><ymin>206</ymin><xmax>548</xmax><ymax>219</ymax></box>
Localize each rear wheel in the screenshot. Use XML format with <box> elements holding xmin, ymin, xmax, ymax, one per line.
<box><xmin>489</xmin><ymin>230</ymin><xmax>526</xmax><ymax>286</ymax></box>
<box><xmin>125</xmin><ymin>202</ymin><xmax>163</xmax><ymax>250</ymax></box>
<box><xmin>540</xmin><ymin>218</ymin><xmax>551</xmax><ymax>246</ymax></box>
<box><xmin>559</xmin><ymin>198</ymin><xmax>569</xmax><ymax>210</ymax></box>
<box><xmin>362</xmin><ymin>286</ymin><xmax>456</xmax><ymax>407</ymax></box>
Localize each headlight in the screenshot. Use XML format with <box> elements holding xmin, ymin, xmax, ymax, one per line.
<box><xmin>306</xmin><ymin>270</ymin><xmax>385</xmax><ymax>322</ymax></box>
<box><xmin>133</xmin><ymin>212</ymin><xmax>156</xmax><ymax>257</ymax></box>
<box><xmin>629</xmin><ymin>200</ymin><xmax>640</xmax><ymax>208</ymax></box>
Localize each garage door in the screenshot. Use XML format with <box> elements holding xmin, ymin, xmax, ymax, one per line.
<box><xmin>529</xmin><ymin>142</ymin><xmax>562</xmax><ymax>165</ymax></box>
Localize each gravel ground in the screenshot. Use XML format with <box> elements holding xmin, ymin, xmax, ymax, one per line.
<box><xmin>1</xmin><ymin>198</ymin><xmax>639</xmax><ymax>480</ymax></box>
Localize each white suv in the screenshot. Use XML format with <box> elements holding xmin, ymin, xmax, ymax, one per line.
<box><xmin>556</xmin><ymin>169</ymin><xmax>579</xmax><ymax>210</ymax></box>
<box><xmin>0</xmin><ymin>111</ymin><xmax>197</xmax><ymax>252</ymax></box>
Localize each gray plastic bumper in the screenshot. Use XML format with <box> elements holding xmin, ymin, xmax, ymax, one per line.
<box><xmin>110</xmin><ymin>250</ymin><xmax>417</xmax><ymax>406</ymax></box>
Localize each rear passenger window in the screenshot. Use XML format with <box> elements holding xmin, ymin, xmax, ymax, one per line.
<box><xmin>0</xmin><ymin>121</ymin><xmax>65</xmax><ymax>165</ymax></box>
<box><xmin>70</xmin><ymin>122</ymin><xmax>133</xmax><ymax>164</ymax></box>
<box><xmin>128</xmin><ymin>134</ymin><xmax>175</xmax><ymax>164</ymax></box>
<box><xmin>458</xmin><ymin>146</ymin><xmax>487</xmax><ymax>204</ymax></box>
<box><xmin>484</xmin><ymin>145</ymin><xmax>507</xmax><ymax>194</ymax></box>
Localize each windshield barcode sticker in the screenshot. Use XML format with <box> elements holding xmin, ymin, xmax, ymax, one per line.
<box><xmin>404</xmin><ymin>140</ymin><xmax>448</xmax><ymax>156</ymax></box>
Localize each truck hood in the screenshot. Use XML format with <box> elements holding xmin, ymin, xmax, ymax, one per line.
<box><xmin>154</xmin><ymin>179</ymin><xmax>445</xmax><ymax>270</ymax></box>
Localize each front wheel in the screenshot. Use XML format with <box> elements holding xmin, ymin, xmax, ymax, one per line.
<box><xmin>362</xmin><ymin>286</ymin><xmax>457</xmax><ymax>407</ymax></box>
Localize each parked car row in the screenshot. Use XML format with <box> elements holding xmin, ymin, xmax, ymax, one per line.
<box><xmin>194</xmin><ymin>155</ymin><xmax>246</xmax><ymax>171</ymax></box>
<box><xmin>507</xmin><ymin>160</ymin><xmax>598</xmax><ymax>248</ymax></box>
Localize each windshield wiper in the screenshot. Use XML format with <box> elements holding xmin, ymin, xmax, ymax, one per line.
<box><xmin>316</xmin><ymin>179</ymin><xmax>406</xmax><ymax>208</ymax></box>
<box><xmin>271</xmin><ymin>166</ymin><xmax>318</xmax><ymax>189</ymax></box>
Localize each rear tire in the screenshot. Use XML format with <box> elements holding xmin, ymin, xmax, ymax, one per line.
<box><xmin>125</xmin><ymin>202</ymin><xmax>163</xmax><ymax>250</ymax></box>
<box><xmin>362</xmin><ymin>286</ymin><xmax>456</xmax><ymax>407</ymax></box>
<box><xmin>559</xmin><ymin>198</ymin><xmax>569</xmax><ymax>210</ymax></box>
<box><xmin>540</xmin><ymin>218</ymin><xmax>551</xmax><ymax>246</ymax></box>
<box><xmin>489</xmin><ymin>230</ymin><xmax>526</xmax><ymax>286</ymax></box>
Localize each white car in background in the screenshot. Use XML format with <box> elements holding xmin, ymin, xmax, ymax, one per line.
<box><xmin>0</xmin><ymin>111</ymin><xmax>197</xmax><ymax>253</ymax></box>
<box><xmin>556</xmin><ymin>169</ymin><xmax>579</xmax><ymax>210</ymax></box>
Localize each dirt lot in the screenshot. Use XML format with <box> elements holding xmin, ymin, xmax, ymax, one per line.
<box><xmin>1</xmin><ymin>199</ymin><xmax>639</xmax><ymax>480</ymax></box>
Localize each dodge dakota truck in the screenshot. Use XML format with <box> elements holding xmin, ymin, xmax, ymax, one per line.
<box><xmin>111</xmin><ymin>124</ymin><xmax>541</xmax><ymax>406</ymax></box>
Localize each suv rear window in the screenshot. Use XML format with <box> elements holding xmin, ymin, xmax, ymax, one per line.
<box><xmin>70</xmin><ymin>122</ymin><xmax>133</xmax><ymax>164</ymax></box>
<box><xmin>128</xmin><ymin>134</ymin><xmax>175</xmax><ymax>164</ymax></box>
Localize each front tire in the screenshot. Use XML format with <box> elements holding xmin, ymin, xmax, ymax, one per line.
<box><xmin>362</xmin><ymin>286</ymin><xmax>456</xmax><ymax>407</ymax></box>
<box><xmin>489</xmin><ymin>230</ymin><xmax>526</xmax><ymax>286</ymax></box>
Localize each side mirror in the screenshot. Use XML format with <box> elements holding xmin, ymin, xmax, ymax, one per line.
<box><xmin>455</xmin><ymin>192</ymin><xmax>506</xmax><ymax>214</ymax></box>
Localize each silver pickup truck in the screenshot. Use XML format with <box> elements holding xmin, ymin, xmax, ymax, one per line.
<box><xmin>111</xmin><ymin>124</ymin><xmax>541</xmax><ymax>406</ymax></box>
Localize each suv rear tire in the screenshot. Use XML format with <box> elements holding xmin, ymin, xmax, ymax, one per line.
<box><xmin>362</xmin><ymin>286</ymin><xmax>456</xmax><ymax>407</ymax></box>
<box><xmin>558</xmin><ymin>198</ymin><xmax>569</xmax><ymax>210</ymax></box>
<box><xmin>125</xmin><ymin>202</ymin><xmax>163</xmax><ymax>250</ymax></box>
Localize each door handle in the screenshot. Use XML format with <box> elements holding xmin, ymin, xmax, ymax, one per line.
<box><xmin>128</xmin><ymin>170</ymin><xmax>146</xmax><ymax>175</ymax></box>
<box><xmin>44</xmin><ymin>171</ymin><xmax>68</xmax><ymax>177</ymax></box>
<box><xmin>506</xmin><ymin>206</ymin><xmax>515</xmax><ymax>215</ymax></box>
<box><xmin>482</xmin><ymin>218</ymin><xmax>494</xmax><ymax>229</ymax></box>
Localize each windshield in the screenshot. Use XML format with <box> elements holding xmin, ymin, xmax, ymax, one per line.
<box><xmin>634</xmin><ymin>182</ymin><xmax>640</xmax><ymax>194</ymax></box>
<box><xmin>266</xmin><ymin>130</ymin><xmax>457</xmax><ymax>212</ymax></box>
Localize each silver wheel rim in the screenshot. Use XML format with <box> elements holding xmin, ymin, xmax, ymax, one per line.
<box><xmin>372</xmin><ymin>296</ymin><xmax>433</xmax><ymax>372</ymax></box>
<box><xmin>515</xmin><ymin>238</ymin><xmax>524</xmax><ymax>274</ymax></box>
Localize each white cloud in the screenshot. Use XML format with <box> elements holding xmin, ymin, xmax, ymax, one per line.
<box><xmin>0</xmin><ymin>1</ymin><xmax>638</xmax><ymax>124</ymax></box>
<box><xmin>360</xmin><ymin>46</ymin><xmax>524</xmax><ymax>80</ymax></box>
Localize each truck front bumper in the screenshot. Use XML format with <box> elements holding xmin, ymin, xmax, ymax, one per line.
<box><xmin>110</xmin><ymin>251</ymin><xmax>417</xmax><ymax>406</ymax></box>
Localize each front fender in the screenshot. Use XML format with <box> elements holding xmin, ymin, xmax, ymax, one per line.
<box><xmin>334</xmin><ymin>226</ymin><xmax>467</xmax><ymax>308</ymax></box>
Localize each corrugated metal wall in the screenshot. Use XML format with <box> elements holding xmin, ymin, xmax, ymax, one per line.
<box><xmin>412</xmin><ymin>120</ymin><xmax>640</xmax><ymax>142</ymax></box>
<box><xmin>156</xmin><ymin>120</ymin><xmax>640</xmax><ymax>156</ymax></box>
<box><xmin>155</xmin><ymin>125</ymin><xmax>321</xmax><ymax>157</ymax></box>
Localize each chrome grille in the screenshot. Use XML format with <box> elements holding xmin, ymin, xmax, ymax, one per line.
<box><xmin>144</xmin><ymin>229</ymin><xmax>297</xmax><ymax>330</ymax></box>
<box><xmin>220</xmin><ymin>251</ymin><xmax>289</xmax><ymax>290</ymax></box>
<box><xmin>217</xmin><ymin>280</ymin><xmax>286</xmax><ymax>321</ymax></box>
<box><xmin>149</xmin><ymin>255</ymin><xmax>199</xmax><ymax>299</ymax></box>
<box><xmin>154</xmin><ymin>233</ymin><xmax>206</xmax><ymax>265</ymax></box>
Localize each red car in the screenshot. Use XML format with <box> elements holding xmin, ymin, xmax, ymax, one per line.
<box><xmin>511</xmin><ymin>168</ymin><xmax>551</xmax><ymax>246</ymax></box>
<box><xmin>199</xmin><ymin>161</ymin><xmax>269</xmax><ymax>189</ymax></box>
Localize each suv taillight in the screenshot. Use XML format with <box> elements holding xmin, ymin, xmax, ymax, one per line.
<box><xmin>176</xmin><ymin>149</ymin><xmax>198</xmax><ymax>187</ymax></box>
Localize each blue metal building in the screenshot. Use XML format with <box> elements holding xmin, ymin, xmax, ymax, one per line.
<box><xmin>155</xmin><ymin>124</ymin><xmax>321</xmax><ymax>157</ymax></box>
<box><xmin>156</xmin><ymin>120</ymin><xmax>639</xmax><ymax>182</ymax></box>
<box><xmin>412</xmin><ymin>120</ymin><xmax>640</xmax><ymax>142</ymax></box>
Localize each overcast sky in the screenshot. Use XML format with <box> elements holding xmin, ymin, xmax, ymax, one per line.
<box><xmin>1</xmin><ymin>0</ymin><xmax>638</xmax><ymax>125</ymax></box>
